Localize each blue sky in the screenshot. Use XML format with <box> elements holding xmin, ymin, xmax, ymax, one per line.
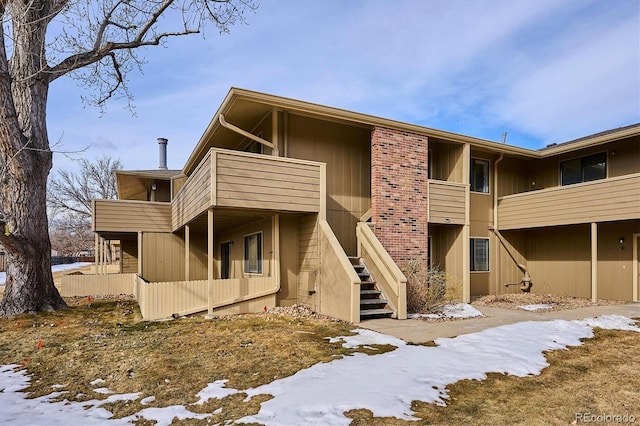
<box><xmin>46</xmin><ymin>0</ymin><xmax>640</xmax><ymax>172</ymax></box>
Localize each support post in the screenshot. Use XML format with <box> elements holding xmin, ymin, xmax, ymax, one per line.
<box><xmin>94</xmin><ymin>233</ymin><xmax>99</xmax><ymax>275</ymax></box>
<box><xmin>633</xmin><ymin>233</ymin><xmax>639</xmax><ymax>302</ymax></box>
<box><xmin>137</xmin><ymin>232</ymin><xmax>143</xmax><ymax>277</ymax></box>
<box><xmin>591</xmin><ymin>222</ymin><xmax>598</xmax><ymax>303</ymax></box>
<box><xmin>462</xmin><ymin>143</ymin><xmax>471</xmax><ymax>303</ymax></box>
<box><xmin>206</xmin><ymin>209</ymin><xmax>215</xmax><ymax>319</ymax></box>
<box><xmin>185</xmin><ymin>224</ymin><xmax>190</xmax><ymax>281</ymax></box>
<box><xmin>273</xmin><ymin>214</ymin><xmax>280</xmax><ymax>284</ymax></box>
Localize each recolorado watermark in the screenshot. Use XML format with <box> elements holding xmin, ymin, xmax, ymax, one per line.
<box><xmin>575</xmin><ymin>413</ymin><xmax>636</xmax><ymax>423</ymax></box>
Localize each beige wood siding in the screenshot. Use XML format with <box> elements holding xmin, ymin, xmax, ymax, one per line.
<box><xmin>318</xmin><ymin>220</ymin><xmax>360</xmax><ymax>323</ymax></box>
<box><xmin>214</xmin><ymin>217</ymin><xmax>272</xmax><ymax>280</ymax></box>
<box><xmin>429</xmin><ymin>140</ymin><xmax>464</xmax><ymax>182</ymax></box>
<box><xmin>287</xmin><ymin>114</ymin><xmax>371</xmax><ymax>254</ymax></box>
<box><xmin>526</xmin><ymin>225</ymin><xmax>592</xmax><ymax>298</ymax></box>
<box><xmin>93</xmin><ymin>200</ymin><xmax>172</xmax><ymax>233</ymax></box>
<box><xmin>298</xmin><ymin>214</ymin><xmax>318</xmax><ymax>309</ymax></box>
<box><xmin>498</xmin><ymin>174</ymin><xmax>640</xmax><ymax>230</ymax></box>
<box><xmin>121</xmin><ymin>238</ymin><xmax>138</xmax><ymax>273</ymax></box>
<box><xmin>596</xmin><ymin>221</ymin><xmax>638</xmax><ymax>301</ymax></box>
<box><xmin>172</xmin><ymin>150</ymin><xmax>212</xmax><ymax>229</ymax></box>
<box><xmin>525</xmin><ymin>137</ymin><xmax>639</xmax><ymax>191</ymax></box>
<box><xmin>428</xmin><ymin>180</ymin><xmax>466</xmax><ymax>225</ymax></box>
<box><xmin>278</xmin><ymin>215</ymin><xmax>299</xmax><ymax>306</ymax></box>
<box><xmin>172</xmin><ymin>176</ymin><xmax>187</xmax><ymax>199</ymax></box>
<box><xmin>215</xmin><ymin>150</ymin><xmax>322</xmax><ymax>213</ymax></box>
<box><xmin>142</xmin><ymin>232</ymin><xmax>185</xmax><ymax>282</ymax></box>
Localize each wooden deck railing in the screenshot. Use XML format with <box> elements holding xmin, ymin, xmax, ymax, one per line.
<box><xmin>427</xmin><ymin>180</ymin><xmax>467</xmax><ymax>225</ymax></box>
<box><xmin>318</xmin><ymin>220</ymin><xmax>361</xmax><ymax>323</ymax></box>
<box><xmin>498</xmin><ymin>173</ymin><xmax>640</xmax><ymax>229</ymax></box>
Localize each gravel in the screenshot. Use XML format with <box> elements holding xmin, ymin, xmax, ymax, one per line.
<box><xmin>472</xmin><ymin>293</ymin><xmax>627</xmax><ymax>311</ymax></box>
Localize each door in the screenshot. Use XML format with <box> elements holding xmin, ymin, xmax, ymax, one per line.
<box><xmin>221</xmin><ymin>241</ymin><xmax>232</xmax><ymax>279</ymax></box>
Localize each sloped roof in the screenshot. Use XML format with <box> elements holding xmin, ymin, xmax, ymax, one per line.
<box><xmin>183</xmin><ymin>87</ymin><xmax>640</xmax><ymax>175</ymax></box>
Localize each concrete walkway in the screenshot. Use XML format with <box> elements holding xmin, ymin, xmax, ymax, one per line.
<box><xmin>361</xmin><ymin>303</ymin><xmax>640</xmax><ymax>343</ymax></box>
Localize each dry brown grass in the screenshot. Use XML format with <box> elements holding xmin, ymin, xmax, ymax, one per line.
<box><xmin>0</xmin><ymin>296</ymin><xmax>638</xmax><ymax>425</ymax></box>
<box><xmin>0</xmin><ymin>297</ymin><xmax>358</xmax><ymax>423</ymax></box>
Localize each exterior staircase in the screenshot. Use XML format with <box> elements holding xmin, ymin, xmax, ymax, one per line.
<box><xmin>349</xmin><ymin>257</ymin><xmax>394</xmax><ymax>320</ymax></box>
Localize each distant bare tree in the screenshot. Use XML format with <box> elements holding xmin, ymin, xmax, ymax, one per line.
<box><xmin>48</xmin><ymin>156</ymin><xmax>122</xmax><ymax>221</ymax></box>
<box><xmin>0</xmin><ymin>0</ymin><xmax>256</xmax><ymax>316</ymax></box>
<box><xmin>48</xmin><ymin>156</ymin><xmax>122</xmax><ymax>257</ymax></box>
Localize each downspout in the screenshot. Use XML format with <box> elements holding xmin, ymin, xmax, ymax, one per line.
<box><xmin>219</xmin><ymin>114</ymin><xmax>279</xmax><ymax>156</ymax></box>
<box><xmin>490</xmin><ymin>153</ymin><xmax>532</xmax><ymax>292</ymax></box>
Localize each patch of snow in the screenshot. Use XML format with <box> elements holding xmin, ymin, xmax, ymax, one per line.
<box><xmin>90</xmin><ymin>378</ymin><xmax>106</xmax><ymax>386</ymax></box>
<box><xmin>195</xmin><ymin>380</ymin><xmax>239</xmax><ymax>404</ymax></box>
<box><xmin>51</xmin><ymin>262</ymin><xmax>92</xmax><ymax>273</ymax></box>
<box><xmin>140</xmin><ymin>396</ymin><xmax>156</xmax><ymax>405</ymax></box>
<box><xmin>93</xmin><ymin>387</ymin><xmax>114</xmax><ymax>395</ymax></box>
<box><xmin>440</xmin><ymin>303</ymin><xmax>483</xmax><ymax>318</ymax></box>
<box><xmin>517</xmin><ymin>304</ymin><xmax>554</xmax><ymax>311</ymax></box>
<box><xmin>51</xmin><ymin>384</ymin><xmax>66</xmax><ymax>389</ymax></box>
<box><xmin>328</xmin><ymin>328</ymin><xmax>406</xmax><ymax>349</ymax></box>
<box><xmin>0</xmin><ymin>262</ymin><xmax>91</xmax><ymax>284</ymax></box>
<box><xmin>408</xmin><ymin>303</ymin><xmax>484</xmax><ymax>320</ymax></box>
<box><xmin>576</xmin><ymin>315</ymin><xmax>640</xmax><ymax>332</ymax></box>
<box><xmin>124</xmin><ymin>405</ymin><xmax>209</xmax><ymax>426</ymax></box>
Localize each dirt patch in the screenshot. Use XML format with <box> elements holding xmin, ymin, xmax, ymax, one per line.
<box><xmin>472</xmin><ymin>293</ymin><xmax>627</xmax><ymax>311</ymax></box>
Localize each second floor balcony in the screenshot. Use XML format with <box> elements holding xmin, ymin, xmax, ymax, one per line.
<box><xmin>497</xmin><ymin>173</ymin><xmax>640</xmax><ymax>230</ymax></box>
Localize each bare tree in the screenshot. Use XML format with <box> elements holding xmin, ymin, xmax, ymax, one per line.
<box><xmin>48</xmin><ymin>156</ymin><xmax>122</xmax><ymax>257</ymax></box>
<box><xmin>0</xmin><ymin>1</ymin><xmax>256</xmax><ymax>316</ymax></box>
<box><xmin>48</xmin><ymin>156</ymin><xmax>122</xmax><ymax>220</ymax></box>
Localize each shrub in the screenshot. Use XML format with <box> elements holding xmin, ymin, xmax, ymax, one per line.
<box><xmin>405</xmin><ymin>260</ymin><xmax>462</xmax><ymax>314</ymax></box>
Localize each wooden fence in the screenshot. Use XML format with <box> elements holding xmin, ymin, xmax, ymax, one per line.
<box><xmin>60</xmin><ymin>273</ymin><xmax>277</xmax><ymax>321</ymax></box>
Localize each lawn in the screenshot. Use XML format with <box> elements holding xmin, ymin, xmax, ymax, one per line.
<box><xmin>0</xmin><ymin>296</ymin><xmax>638</xmax><ymax>425</ymax></box>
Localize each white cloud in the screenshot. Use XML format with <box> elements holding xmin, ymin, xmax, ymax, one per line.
<box><xmin>46</xmin><ymin>0</ymin><xmax>640</xmax><ymax>173</ymax></box>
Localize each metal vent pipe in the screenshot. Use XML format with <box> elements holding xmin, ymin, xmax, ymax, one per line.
<box><xmin>158</xmin><ymin>138</ymin><xmax>168</xmax><ymax>169</ymax></box>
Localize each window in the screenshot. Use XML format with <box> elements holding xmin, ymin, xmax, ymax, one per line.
<box><xmin>560</xmin><ymin>152</ymin><xmax>606</xmax><ymax>186</ymax></box>
<box><xmin>471</xmin><ymin>159</ymin><xmax>489</xmax><ymax>193</ymax></box>
<box><xmin>243</xmin><ymin>232</ymin><xmax>262</xmax><ymax>274</ymax></box>
<box><xmin>220</xmin><ymin>242</ymin><xmax>232</xmax><ymax>279</ymax></box>
<box><xmin>470</xmin><ymin>238</ymin><xmax>489</xmax><ymax>272</ymax></box>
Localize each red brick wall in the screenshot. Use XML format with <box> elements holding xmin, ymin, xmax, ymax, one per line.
<box><xmin>371</xmin><ymin>127</ymin><xmax>429</xmax><ymax>269</ymax></box>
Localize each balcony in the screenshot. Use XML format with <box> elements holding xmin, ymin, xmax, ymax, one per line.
<box><xmin>498</xmin><ymin>173</ymin><xmax>640</xmax><ymax>230</ymax></box>
<box><xmin>172</xmin><ymin>148</ymin><xmax>325</xmax><ymax>230</ymax></box>
<box><xmin>92</xmin><ymin>199</ymin><xmax>172</xmax><ymax>233</ymax></box>
<box><xmin>428</xmin><ymin>180</ymin><xmax>467</xmax><ymax>225</ymax></box>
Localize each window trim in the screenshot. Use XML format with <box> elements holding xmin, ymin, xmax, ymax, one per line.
<box><xmin>243</xmin><ymin>232</ymin><xmax>263</xmax><ymax>275</ymax></box>
<box><xmin>470</xmin><ymin>237</ymin><xmax>490</xmax><ymax>273</ymax></box>
<box><xmin>470</xmin><ymin>158</ymin><xmax>490</xmax><ymax>194</ymax></box>
<box><xmin>559</xmin><ymin>151</ymin><xmax>607</xmax><ymax>186</ymax></box>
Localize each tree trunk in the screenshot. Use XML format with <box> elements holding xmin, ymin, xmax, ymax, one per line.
<box><xmin>0</xmin><ymin>1</ymin><xmax>66</xmax><ymax>316</ymax></box>
<box><xmin>0</xmin><ymin>144</ymin><xmax>67</xmax><ymax>315</ymax></box>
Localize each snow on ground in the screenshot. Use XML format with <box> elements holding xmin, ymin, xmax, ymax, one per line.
<box><xmin>0</xmin><ymin>315</ymin><xmax>638</xmax><ymax>425</ymax></box>
<box><xmin>408</xmin><ymin>303</ymin><xmax>484</xmax><ymax>320</ymax></box>
<box><xmin>518</xmin><ymin>304</ymin><xmax>554</xmax><ymax>311</ymax></box>
<box><xmin>0</xmin><ymin>262</ymin><xmax>91</xmax><ymax>285</ymax></box>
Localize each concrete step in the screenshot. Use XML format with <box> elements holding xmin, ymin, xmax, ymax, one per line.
<box><xmin>360</xmin><ymin>308</ymin><xmax>394</xmax><ymax>318</ymax></box>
